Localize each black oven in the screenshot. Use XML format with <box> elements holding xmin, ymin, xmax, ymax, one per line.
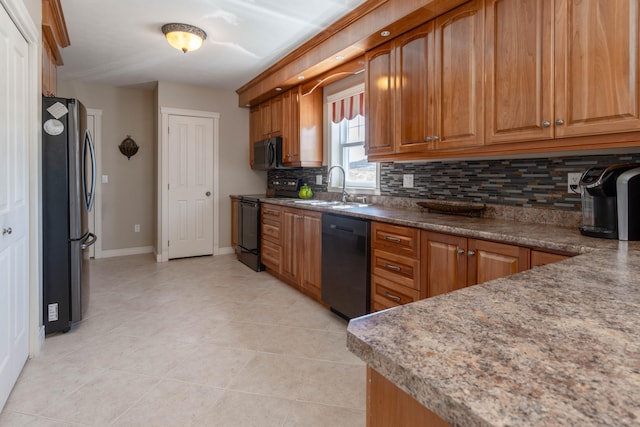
<box><xmin>237</xmin><ymin>195</ymin><xmax>264</xmax><ymax>271</ymax></box>
<box><xmin>236</xmin><ymin>179</ymin><xmax>302</xmax><ymax>271</ymax></box>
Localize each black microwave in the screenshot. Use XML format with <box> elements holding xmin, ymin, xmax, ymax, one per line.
<box><xmin>252</xmin><ymin>136</ymin><xmax>298</xmax><ymax>170</ymax></box>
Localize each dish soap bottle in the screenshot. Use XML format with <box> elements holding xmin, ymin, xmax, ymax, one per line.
<box><xmin>298</xmin><ymin>183</ymin><xmax>313</xmax><ymax>199</ymax></box>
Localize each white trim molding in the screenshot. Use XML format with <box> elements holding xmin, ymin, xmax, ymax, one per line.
<box><xmin>159</xmin><ymin>107</ymin><xmax>220</xmax><ymax>262</ymax></box>
<box><xmin>100</xmin><ymin>246</ymin><xmax>155</xmax><ymax>258</ymax></box>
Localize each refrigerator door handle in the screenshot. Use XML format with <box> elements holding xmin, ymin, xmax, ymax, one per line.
<box><xmin>81</xmin><ymin>232</ymin><xmax>97</xmax><ymax>250</ymax></box>
<box><xmin>83</xmin><ymin>129</ymin><xmax>97</xmax><ymax>212</ymax></box>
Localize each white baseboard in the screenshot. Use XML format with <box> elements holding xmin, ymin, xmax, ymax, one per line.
<box><xmin>99</xmin><ymin>246</ymin><xmax>155</xmax><ymax>259</ymax></box>
<box><xmin>217</xmin><ymin>246</ymin><xmax>235</xmax><ymax>255</ymax></box>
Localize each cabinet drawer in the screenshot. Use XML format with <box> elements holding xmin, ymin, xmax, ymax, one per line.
<box><xmin>372</xmin><ymin>249</ymin><xmax>420</xmax><ymax>291</ymax></box>
<box><xmin>261</xmin><ymin>239</ymin><xmax>281</xmax><ymax>272</ymax></box>
<box><xmin>262</xmin><ymin>221</ymin><xmax>281</xmax><ymax>243</ymax></box>
<box><xmin>372</xmin><ymin>222</ymin><xmax>420</xmax><ymax>258</ymax></box>
<box><xmin>372</xmin><ymin>275</ymin><xmax>419</xmax><ymax>311</ymax></box>
<box><xmin>262</xmin><ymin>204</ymin><xmax>282</xmax><ymax>220</ymax></box>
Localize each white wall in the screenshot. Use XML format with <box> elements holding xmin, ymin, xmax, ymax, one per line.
<box><xmin>157</xmin><ymin>81</ymin><xmax>266</xmax><ymax>250</ymax></box>
<box><xmin>57</xmin><ymin>81</ymin><xmax>156</xmax><ymax>252</ymax></box>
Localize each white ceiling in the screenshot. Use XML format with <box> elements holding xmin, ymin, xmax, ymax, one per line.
<box><xmin>58</xmin><ymin>0</ymin><xmax>366</xmax><ymax>90</ymax></box>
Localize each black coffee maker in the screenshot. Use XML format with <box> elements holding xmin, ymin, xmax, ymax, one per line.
<box><xmin>579</xmin><ymin>164</ymin><xmax>638</xmax><ymax>239</ymax></box>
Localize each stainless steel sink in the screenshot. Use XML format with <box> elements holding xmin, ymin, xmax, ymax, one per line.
<box><xmin>330</xmin><ymin>202</ymin><xmax>369</xmax><ymax>209</ymax></box>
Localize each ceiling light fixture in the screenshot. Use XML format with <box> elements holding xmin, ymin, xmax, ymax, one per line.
<box><xmin>162</xmin><ymin>23</ymin><xmax>207</xmax><ymax>53</ymax></box>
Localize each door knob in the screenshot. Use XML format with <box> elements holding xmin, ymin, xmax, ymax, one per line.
<box><xmin>542</xmin><ymin>121</ymin><xmax>551</xmax><ymax>128</ymax></box>
<box><xmin>467</xmin><ymin>250</ymin><xmax>475</xmax><ymax>257</ymax></box>
<box><xmin>2</xmin><ymin>227</ymin><xmax>12</xmax><ymax>235</ymax></box>
<box><xmin>555</xmin><ymin>118</ymin><xmax>565</xmax><ymax>126</ymax></box>
<box><xmin>205</xmin><ymin>191</ymin><xmax>211</xmax><ymax>197</ymax></box>
<box><xmin>456</xmin><ymin>248</ymin><xmax>465</xmax><ymax>255</ymax></box>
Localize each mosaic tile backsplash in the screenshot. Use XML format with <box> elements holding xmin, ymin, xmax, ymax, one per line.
<box><xmin>268</xmin><ymin>153</ymin><xmax>640</xmax><ymax>211</ymax></box>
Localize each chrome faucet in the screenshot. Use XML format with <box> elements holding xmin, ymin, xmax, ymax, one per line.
<box><xmin>328</xmin><ymin>165</ymin><xmax>348</xmax><ymax>203</ymax></box>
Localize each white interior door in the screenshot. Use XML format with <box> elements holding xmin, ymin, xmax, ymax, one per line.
<box><xmin>0</xmin><ymin>5</ymin><xmax>30</xmax><ymax>410</ymax></box>
<box><xmin>168</xmin><ymin>114</ymin><xmax>214</xmax><ymax>259</ymax></box>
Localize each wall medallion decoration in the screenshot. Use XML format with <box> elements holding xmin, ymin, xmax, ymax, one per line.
<box><xmin>119</xmin><ymin>135</ymin><xmax>139</xmax><ymax>159</ymax></box>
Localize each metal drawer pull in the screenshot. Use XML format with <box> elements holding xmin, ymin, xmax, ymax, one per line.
<box><xmin>456</xmin><ymin>248</ymin><xmax>465</xmax><ymax>255</ymax></box>
<box><xmin>383</xmin><ymin>235</ymin><xmax>401</xmax><ymax>243</ymax></box>
<box><xmin>467</xmin><ymin>250</ymin><xmax>476</xmax><ymax>257</ymax></box>
<box><xmin>383</xmin><ymin>291</ymin><xmax>401</xmax><ymax>302</ymax></box>
<box><xmin>383</xmin><ymin>263</ymin><xmax>401</xmax><ymax>272</ymax></box>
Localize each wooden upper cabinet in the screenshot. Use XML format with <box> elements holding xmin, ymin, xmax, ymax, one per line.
<box><xmin>432</xmin><ymin>0</ymin><xmax>484</xmax><ymax>149</ymax></box>
<box><xmin>554</xmin><ymin>0</ymin><xmax>640</xmax><ymax>138</ymax></box>
<box><xmin>249</xmin><ymin>106</ymin><xmax>260</xmax><ymax>167</ymax></box>
<box><xmin>249</xmin><ymin>85</ymin><xmax>322</xmax><ymax>168</ymax></box>
<box><xmin>42</xmin><ymin>0</ymin><xmax>69</xmax><ymax>97</ymax></box>
<box><xmin>270</xmin><ymin>94</ymin><xmax>283</xmax><ymax>135</ymax></box>
<box><xmin>296</xmin><ymin>86</ymin><xmax>323</xmax><ymax>167</ymax></box>
<box><xmin>485</xmin><ymin>0</ymin><xmax>554</xmax><ymax>144</ymax></box>
<box><xmin>257</xmin><ymin>94</ymin><xmax>284</xmax><ymax>138</ymax></box>
<box><xmin>395</xmin><ymin>22</ymin><xmax>434</xmax><ymax>152</ymax></box>
<box><xmin>365</xmin><ymin>42</ymin><xmax>395</xmax><ymax>156</ymax></box>
<box><xmin>281</xmin><ymin>89</ymin><xmax>300</xmax><ymax>165</ymax></box>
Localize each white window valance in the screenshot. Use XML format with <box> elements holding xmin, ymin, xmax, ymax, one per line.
<box><xmin>330</xmin><ymin>92</ymin><xmax>364</xmax><ymax>124</ymax></box>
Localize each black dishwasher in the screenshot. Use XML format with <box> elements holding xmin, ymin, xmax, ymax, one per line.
<box><xmin>321</xmin><ymin>213</ymin><xmax>371</xmax><ymax>319</ymax></box>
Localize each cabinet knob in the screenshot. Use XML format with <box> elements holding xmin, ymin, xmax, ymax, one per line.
<box><xmin>425</xmin><ymin>136</ymin><xmax>432</xmax><ymax>142</ymax></box>
<box><xmin>2</xmin><ymin>227</ymin><xmax>12</xmax><ymax>236</ymax></box>
<box><xmin>555</xmin><ymin>118</ymin><xmax>565</xmax><ymax>126</ymax></box>
<box><xmin>456</xmin><ymin>248</ymin><xmax>465</xmax><ymax>255</ymax></box>
<box><xmin>541</xmin><ymin>121</ymin><xmax>551</xmax><ymax>128</ymax></box>
<box><xmin>287</xmin><ymin>153</ymin><xmax>292</xmax><ymax>158</ymax></box>
<box><xmin>467</xmin><ymin>250</ymin><xmax>475</xmax><ymax>257</ymax></box>
<box><xmin>432</xmin><ymin>135</ymin><xmax>440</xmax><ymax>141</ymax></box>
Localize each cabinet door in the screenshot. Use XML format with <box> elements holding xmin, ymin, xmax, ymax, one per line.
<box><xmin>297</xmin><ymin>87</ymin><xmax>323</xmax><ymax>167</ymax></box>
<box><xmin>365</xmin><ymin>42</ymin><xmax>395</xmax><ymax>156</ymax></box>
<box><xmin>554</xmin><ymin>0</ymin><xmax>640</xmax><ymax>137</ymax></box>
<box><xmin>259</xmin><ymin>102</ymin><xmax>271</xmax><ymax>137</ymax></box>
<box><xmin>485</xmin><ymin>0</ymin><xmax>554</xmax><ymax>144</ymax></box>
<box><xmin>270</xmin><ymin>94</ymin><xmax>283</xmax><ymax>135</ymax></box>
<box><xmin>300</xmin><ymin>211</ymin><xmax>322</xmax><ymax>300</ymax></box>
<box><xmin>467</xmin><ymin>239</ymin><xmax>530</xmax><ymax>286</ymax></box>
<box><xmin>423</xmin><ymin>232</ymin><xmax>467</xmax><ymax>298</ymax></box>
<box><xmin>281</xmin><ymin>208</ymin><xmax>301</xmax><ymax>285</ymax></box>
<box><xmin>249</xmin><ymin>106</ymin><xmax>260</xmax><ymax>167</ymax></box>
<box><xmin>531</xmin><ymin>250</ymin><xmax>570</xmax><ymax>267</ymax></box>
<box><xmin>281</xmin><ymin>89</ymin><xmax>300</xmax><ymax>165</ymax></box>
<box><xmin>433</xmin><ymin>0</ymin><xmax>484</xmax><ymax>149</ymax></box>
<box><xmin>395</xmin><ymin>22</ymin><xmax>435</xmax><ymax>152</ymax></box>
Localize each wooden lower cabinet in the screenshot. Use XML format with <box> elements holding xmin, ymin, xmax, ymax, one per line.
<box><xmin>280</xmin><ymin>206</ymin><xmax>322</xmax><ymax>300</ymax></box>
<box><xmin>367</xmin><ymin>366</ymin><xmax>450</xmax><ymax>427</ymax></box>
<box><xmin>371</xmin><ymin>222</ymin><xmax>422</xmax><ymax>312</ymax></box>
<box><xmin>261</xmin><ymin>204</ymin><xmax>283</xmax><ymax>273</ymax></box>
<box><xmin>423</xmin><ymin>231</ymin><xmax>531</xmax><ymax>298</ymax></box>
<box><xmin>531</xmin><ymin>249</ymin><xmax>570</xmax><ymax>267</ymax></box>
<box><xmin>467</xmin><ymin>238</ymin><xmax>530</xmax><ymax>286</ymax></box>
<box><xmin>423</xmin><ymin>232</ymin><xmax>467</xmax><ymax>298</ymax></box>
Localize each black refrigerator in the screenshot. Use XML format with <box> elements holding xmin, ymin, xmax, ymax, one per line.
<box><xmin>42</xmin><ymin>96</ymin><xmax>97</xmax><ymax>334</ymax></box>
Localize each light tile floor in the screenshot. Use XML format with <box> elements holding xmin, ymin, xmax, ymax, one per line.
<box><xmin>0</xmin><ymin>254</ymin><xmax>366</xmax><ymax>426</ymax></box>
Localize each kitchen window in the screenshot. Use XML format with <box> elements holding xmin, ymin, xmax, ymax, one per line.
<box><xmin>327</xmin><ymin>84</ymin><xmax>379</xmax><ymax>192</ymax></box>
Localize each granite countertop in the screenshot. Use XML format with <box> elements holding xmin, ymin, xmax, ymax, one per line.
<box><xmin>260</xmin><ymin>197</ymin><xmax>625</xmax><ymax>254</ymax></box>
<box><xmin>347</xmin><ymin>248</ymin><xmax>640</xmax><ymax>426</ymax></box>
<box><xmin>259</xmin><ymin>197</ymin><xmax>640</xmax><ymax>426</ymax></box>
